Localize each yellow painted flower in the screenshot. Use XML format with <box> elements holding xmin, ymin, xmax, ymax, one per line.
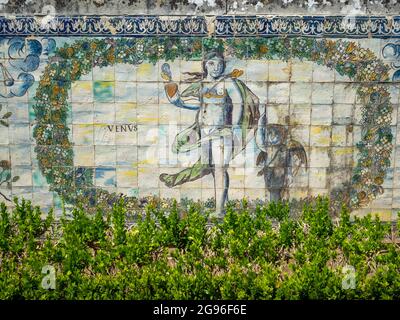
<box><xmin>346</xmin><ymin>42</ymin><xmax>356</xmax><ymax>53</ymax></box>
<box><xmin>41</xmin><ymin>76</ymin><xmax>50</xmax><ymax>86</ymax></box>
<box><xmin>374</xmin><ymin>176</ymin><xmax>384</xmax><ymax>185</ymax></box>
<box><xmin>52</xmin><ymin>101</ymin><xmax>62</xmax><ymax>109</ymax></box>
<box><xmin>66</xmin><ymin>47</ymin><xmax>75</xmax><ymax>57</ymax></box>
<box><xmin>72</xmin><ymin>60</ymin><xmax>79</xmax><ymax>69</ymax></box>
<box><xmin>193</xmin><ymin>41</ymin><xmax>201</xmax><ymax>50</ymax></box>
<box><xmin>62</xmin><ymin>139</ymin><xmax>70</xmax><ymax>147</ymax></box>
<box><xmin>52</xmin><ymin>86</ymin><xmax>60</xmax><ymax>95</ymax></box>
<box><xmin>42</xmin><ymin>158</ymin><xmax>50</xmax><ymax>168</ymax></box>
<box><xmin>362</xmin><ymin>159</ymin><xmax>372</xmax><ymax>167</ymax></box>
<box><xmin>107</xmin><ymin>51</ymin><xmax>115</xmax><ymax>63</ymax></box>
<box><xmin>357</xmin><ymin>191</ymin><xmax>367</xmax><ymax>200</ymax></box>
<box><xmin>52</xmin><ymin>112</ymin><xmax>61</xmax><ymax>121</ymax></box>
<box><xmin>259</xmin><ymin>45</ymin><xmax>268</xmax><ymax>54</ymax></box>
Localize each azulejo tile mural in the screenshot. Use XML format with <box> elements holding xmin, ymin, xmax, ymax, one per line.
<box><xmin>0</xmin><ymin>15</ymin><xmax>399</xmax><ymax>219</ymax></box>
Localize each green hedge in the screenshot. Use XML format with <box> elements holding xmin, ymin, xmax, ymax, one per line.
<box><xmin>0</xmin><ymin>197</ymin><xmax>399</xmax><ymax>300</ymax></box>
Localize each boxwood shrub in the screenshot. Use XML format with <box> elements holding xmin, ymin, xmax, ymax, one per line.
<box><xmin>0</xmin><ymin>197</ymin><xmax>399</xmax><ymax>299</ymax></box>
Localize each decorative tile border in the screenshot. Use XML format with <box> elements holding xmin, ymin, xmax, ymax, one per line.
<box><xmin>31</xmin><ymin>37</ymin><xmax>392</xmax><ymax>212</ymax></box>
<box><xmin>0</xmin><ymin>16</ymin><xmax>207</xmax><ymax>36</ymax></box>
<box><xmin>215</xmin><ymin>16</ymin><xmax>400</xmax><ymax>38</ymax></box>
<box><xmin>0</xmin><ymin>15</ymin><xmax>400</xmax><ymax>38</ymax></box>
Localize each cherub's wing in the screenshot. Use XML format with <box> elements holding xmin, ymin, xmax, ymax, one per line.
<box><xmin>287</xmin><ymin>139</ymin><xmax>308</xmax><ymax>176</ymax></box>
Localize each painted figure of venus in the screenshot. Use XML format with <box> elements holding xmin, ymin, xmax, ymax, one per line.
<box><xmin>159</xmin><ymin>51</ymin><xmax>307</xmax><ymax>216</ymax></box>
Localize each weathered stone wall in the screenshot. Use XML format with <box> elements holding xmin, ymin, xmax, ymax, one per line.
<box><xmin>1</xmin><ymin>0</ymin><xmax>400</xmax><ymax>15</ymax></box>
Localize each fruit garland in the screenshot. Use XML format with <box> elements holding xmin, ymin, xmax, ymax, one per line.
<box><xmin>33</xmin><ymin>37</ymin><xmax>392</xmax><ymax>211</ymax></box>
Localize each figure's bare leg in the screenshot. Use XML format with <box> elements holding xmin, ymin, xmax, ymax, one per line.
<box><xmin>211</xmin><ymin>135</ymin><xmax>232</xmax><ymax>217</ymax></box>
<box><xmin>213</xmin><ymin>168</ymin><xmax>225</xmax><ymax>216</ymax></box>
<box><xmin>200</xmin><ymin>132</ymin><xmax>211</xmax><ymax>166</ymax></box>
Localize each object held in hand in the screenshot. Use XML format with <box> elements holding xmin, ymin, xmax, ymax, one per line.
<box><xmin>165</xmin><ymin>82</ymin><xmax>178</xmax><ymax>98</ymax></box>
<box><xmin>230</xmin><ymin>69</ymin><xmax>244</xmax><ymax>78</ymax></box>
<box><xmin>161</xmin><ymin>62</ymin><xmax>172</xmax><ymax>81</ymax></box>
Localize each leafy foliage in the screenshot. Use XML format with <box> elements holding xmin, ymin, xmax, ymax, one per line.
<box><xmin>0</xmin><ymin>104</ymin><xmax>12</xmax><ymax>128</ymax></box>
<box><xmin>0</xmin><ymin>160</ymin><xmax>19</xmax><ymax>202</ymax></box>
<box><xmin>0</xmin><ymin>197</ymin><xmax>399</xmax><ymax>300</ymax></box>
<box><xmin>33</xmin><ymin>37</ymin><xmax>392</xmax><ymax>212</ymax></box>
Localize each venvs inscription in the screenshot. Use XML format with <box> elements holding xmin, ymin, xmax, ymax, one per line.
<box><xmin>107</xmin><ymin>124</ymin><xmax>138</xmax><ymax>133</ymax></box>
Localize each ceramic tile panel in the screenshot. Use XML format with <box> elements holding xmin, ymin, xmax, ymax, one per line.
<box><xmin>0</xmin><ymin>15</ymin><xmax>399</xmax><ymax>218</ymax></box>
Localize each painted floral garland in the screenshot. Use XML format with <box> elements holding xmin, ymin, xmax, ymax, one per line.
<box><xmin>33</xmin><ymin>37</ymin><xmax>392</xmax><ymax>212</ymax></box>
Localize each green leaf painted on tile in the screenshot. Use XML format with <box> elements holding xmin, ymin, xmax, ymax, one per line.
<box><xmin>2</xmin><ymin>112</ymin><xmax>12</xmax><ymax>119</ymax></box>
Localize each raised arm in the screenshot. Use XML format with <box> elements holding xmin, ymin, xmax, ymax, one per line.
<box><xmin>161</xmin><ymin>63</ymin><xmax>201</xmax><ymax>110</ymax></box>
<box><xmin>164</xmin><ymin>82</ymin><xmax>201</xmax><ymax>110</ymax></box>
